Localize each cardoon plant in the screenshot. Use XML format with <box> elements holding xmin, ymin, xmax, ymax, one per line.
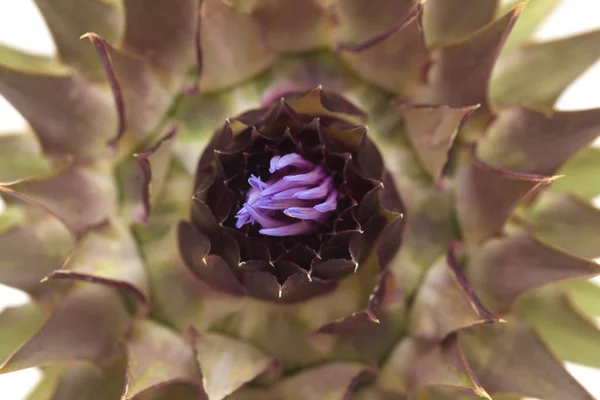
<box><xmin>1</xmin><ymin>0</ymin><xmax>600</xmax><ymax>399</ymax></box>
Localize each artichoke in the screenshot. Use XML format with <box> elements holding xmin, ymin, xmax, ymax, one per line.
<box><xmin>1</xmin><ymin>1</ymin><xmax>600</xmax><ymax>399</ymax></box>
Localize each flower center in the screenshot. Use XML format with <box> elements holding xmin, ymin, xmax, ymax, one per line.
<box><xmin>235</xmin><ymin>153</ymin><xmax>338</xmax><ymax>236</ymax></box>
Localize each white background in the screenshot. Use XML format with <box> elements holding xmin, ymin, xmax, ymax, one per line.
<box><xmin>0</xmin><ymin>1</ymin><xmax>599</xmax><ymax>399</ymax></box>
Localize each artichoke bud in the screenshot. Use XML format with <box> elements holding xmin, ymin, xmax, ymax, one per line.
<box><xmin>2</xmin><ymin>1</ymin><xmax>600</xmax><ymax>399</ymax></box>
<box><xmin>179</xmin><ymin>88</ymin><xmax>403</xmax><ymax>302</ymax></box>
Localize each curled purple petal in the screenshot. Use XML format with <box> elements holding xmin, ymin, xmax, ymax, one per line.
<box><xmin>275</xmin><ymin>153</ymin><xmax>314</xmax><ymax>171</ymax></box>
<box><xmin>272</xmin><ymin>187</ymin><xmax>312</xmax><ymax>200</ymax></box>
<box><xmin>235</xmin><ymin>211</ymin><xmax>252</xmax><ymax>228</ymax></box>
<box><xmin>269</xmin><ymin>156</ymin><xmax>282</xmax><ymax>173</ymax></box>
<box><xmin>314</xmin><ymin>190</ymin><xmax>338</xmax><ymax>213</ymax></box>
<box><xmin>246</xmin><ymin>187</ymin><xmax>262</xmax><ymax>204</ymax></box>
<box><xmin>248</xmin><ymin>175</ymin><xmax>268</xmax><ymax>190</ymax></box>
<box><xmin>294</xmin><ymin>177</ymin><xmax>332</xmax><ymax>200</ymax></box>
<box><xmin>284</xmin><ymin>207</ymin><xmax>327</xmax><ymax>221</ymax></box>
<box><xmin>244</xmin><ymin>204</ymin><xmax>288</xmax><ymax>229</ymax></box>
<box><xmin>235</xmin><ymin>154</ymin><xmax>339</xmax><ymax>236</ymax></box>
<box><xmin>259</xmin><ymin>221</ymin><xmax>318</xmax><ymax>236</ymax></box>
<box><xmin>255</xmin><ymin>198</ymin><xmax>307</xmax><ymax>210</ymax></box>
<box><xmin>283</xmin><ymin>166</ymin><xmax>326</xmax><ymax>185</ymax></box>
<box><xmin>260</xmin><ymin>178</ymin><xmax>298</xmax><ymax>197</ymax></box>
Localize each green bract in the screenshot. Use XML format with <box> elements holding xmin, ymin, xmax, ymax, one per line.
<box><xmin>0</xmin><ymin>1</ymin><xmax>599</xmax><ymax>399</ymax></box>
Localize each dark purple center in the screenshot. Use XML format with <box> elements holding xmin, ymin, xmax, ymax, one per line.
<box><xmin>235</xmin><ymin>153</ymin><xmax>338</xmax><ymax>236</ymax></box>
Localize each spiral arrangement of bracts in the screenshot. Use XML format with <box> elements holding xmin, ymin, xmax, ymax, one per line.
<box><xmin>0</xmin><ymin>1</ymin><xmax>600</xmax><ymax>399</ymax></box>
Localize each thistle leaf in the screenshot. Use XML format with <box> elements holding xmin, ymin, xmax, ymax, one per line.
<box><xmin>423</xmin><ymin>386</ymin><xmax>496</xmax><ymax>400</ymax></box>
<box><xmin>230</xmin><ymin>362</ymin><xmax>375</xmax><ymax>400</ymax></box>
<box><xmin>377</xmin><ymin>336</ymin><xmax>491</xmax><ymax>399</ymax></box>
<box><xmin>409</xmin><ymin>248</ymin><xmax>500</xmax><ymax>340</ymax></box>
<box><xmin>140</xmin><ymin>221</ymin><xmax>243</xmax><ymax>333</ymax></box>
<box><xmin>397</xmin><ymin>103</ymin><xmax>479</xmax><ymax>181</ymax></box>
<box><xmin>423</xmin><ymin>0</ymin><xmax>498</xmax><ymax>45</ymax></box>
<box><xmin>130</xmin><ymin>384</ymin><xmax>203</xmax><ymax>400</ymax></box>
<box><xmin>27</xmin><ymin>360</ymin><xmax>132</xmax><ymax>400</ymax></box>
<box><xmin>0</xmin><ymin>286</ymin><xmax>130</xmax><ymax>373</ymax></box>
<box><xmin>239</xmin><ymin>262</ymin><xmax>281</xmax><ymax>301</ymax></box>
<box><xmin>86</xmin><ymin>34</ymin><xmax>174</xmax><ymax>146</ymax></box>
<box><xmin>553</xmin><ymin>147</ymin><xmax>600</xmax><ymax>199</ymax></box>
<box><xmin>199</xmin><ymin>0</ymin><xmax>275</xmax><ymax>92</ymax></box>
<box><xmin>525</xmin><ymin>192</ymin><xmax>600</xmax><ymax>259</ymax></box>
<box><xmin>275</xmin><ymin>362</ymin><xmax>375</xmax><ymax>399</ymax></box>
<box><xmin>517</xmin><ymin>287</ymin><xmax>600</xmax><ymax>369</ymax></box>
<box><xmin>178</xmin><ymin>221</ymin><xmax>246</xmax><ymax>296</ymax></box>
<box><xmin>145</xmin><ymin>163</ymin><xmax>194</xmax><ymax>226</ymax></box>
<box><xmin>561</xmin><ymin>280</ymin><xmax>600</xmax><ymax>319</ymax></box>
<box><xmin>191</xmin><ymin>330</ymin><xmax>275</xmax><ymax>400</ymax></box>
<box><xmin>310</xmin><ymin>258</ymin><xmax>356</xmax><ymax>281</ymax></box>
<box><xmin>120</xmin><ymin>125</ymin><xmax>178</xmax><ymax>224</ymax></box>
<box><xmin>251</xmin><ymin>0</ymin><xmax>332</xmax><ymax>52</ymax></box>
<box><xmin>460</xmin><ymin>322</ymin><xmax>595</xmax><ymax>400</ymax></box>
<box><xmin>123</xmin><ymin>320</ymin><xmax>202</xmax><ymax>399</ymax></box>
<box><xmin>349</xmin><ymin>385</ymin><xmax>392</xmax><ymax>400</ymax></box>
<box><xmin>207</xmin><ymin>281</ymin><xmax>368</xmax><ymax>370</ymax></box>
<box><xmin>0</xmin><ymin>214</ymin><xmax>73</xmax><ymax>297</ymax></box>
<box><xmin>0</xmin><ymin>45</ymin><xmax>68</xmax><ymax>75</ymax></box>
<box><xmin>455</xmin><ymin>146</ymin><xmax>557</xmax><ymax>243</ymax></box>
<box><xmin>0</xmin><ymin>164</ymin><xmax>116</xmax><ymax>238</ymax></box>
<box><xmin>467</xmin><ymin>231</ymin><xmax>600</xmax><ymax>312</ymax></box>
<box><xmin>122</xmin><ymin>0</ymin><xmax>198</xmax><ymax>73</ymax></box>
<box><xmin>0</xmin><ymin>133</ymin><xmax>53</xmax><ymax>184</ymax></box>
<box><xmin>338</xmin><ymin>3</ymin><xmax>429</xmax><ymax>94</ymax></box>
<box><xmin>25</xmin><ymin>363</ymin><xmax>104</xmax><ymax>400</ymax></box>
<box><xmin>500</xmin><ymin>0</ymin><xmax>563</xmax><ymax>53</ymax></box>
<box><xmin>0</xmin><ymin>47</ymin><xmax>117</xmax><ymax>158</ymax></box>
<box><xmin>413</xmin><ymin>335</ymin><xmax>491</xmax><ymax>399</ymax></box>
<box><xmin>44</xmin><ymin>221</ymin><xmax>150</xmax><ymax>314</ymax></box>
<box><xmin>413</xmin><ymin>4</ymin><xmax>524</xmax><ymax>112</ymax></box>
<box><xmin>376</xmin><ymin>212</ymin><xmax>405</xmax><ymax>270</ymax></box>
<box><xmin>332</xmin><ymin>0</ymin><xmax>414</xmax><ymax>46</ymax></box>
<box><xmin>318</xmin><ymin>122</ymin><xmax>385</xmax><ymax>181</ymax></box>
<box><xmin>395</xmin><ymin>187</ymin><xmax>456</xmax><ymax>275</ymax></box>
<box><xmin>284</xmin><ymin>87</ymin><xmax>367</xmax><ymax>125</ymax></box>
<box><xmin>0</xmin><ymin>304</ymin><xmax>46</xmax><ymax>364</ymax></box>
<box><xmin>477</xmin><ymin>106</ymin><xmax>600</xmax><ymax>175</ymax></box>
<box><xmin>175</xmin><ymin>81</ymin><xmax>264</xmax><ymax>152</ymax></box>
<box><xmin>34</xmin><ymin>0</ymin><xmax>124</xmax><ymax>79</ymax></box>
<box><xmin>0</xmin><ymin>205</ymin><xmax>25</xmax><ymax>235</ymax></box>
<box><xmin>312</xmin><ymin>271</ymin><xmax>405</xmax><ymax>364</ymax></box>
<box><xmin>491</xmin><ymin>29</ymin><xmax>600</xmax><ymax>112</ymax></box>
<box><xmin>278</xmin><ymin>263</ymin><xmax>338</xmax><ymax>303</ymax></box>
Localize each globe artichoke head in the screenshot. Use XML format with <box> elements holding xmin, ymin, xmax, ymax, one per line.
<box><xmin>180</xmin><ymin>89</ymin><xmax>403</xmax><ymax>303</ymax></box>
<box><xmin>1</xmin><ymin>1</ymin><xmax>600</xmax><ymax>400</ymax></box>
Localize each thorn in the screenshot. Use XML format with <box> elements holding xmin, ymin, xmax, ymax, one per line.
<box><xmin>366</xmin><ymin>309</ymin><xmax>380</xmax><ymax>323</ymax></box>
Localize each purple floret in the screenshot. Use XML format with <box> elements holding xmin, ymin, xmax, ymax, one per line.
<box><xmin>235</xmin><ymin>153</ymin><xmax>338</xmax><ymax>236</ymax></box>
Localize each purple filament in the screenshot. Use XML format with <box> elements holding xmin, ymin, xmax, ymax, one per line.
<box><xmin>235</xmin><ymin>153</ymin><xmax>338</xmax><ymax>236</ymax></box>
